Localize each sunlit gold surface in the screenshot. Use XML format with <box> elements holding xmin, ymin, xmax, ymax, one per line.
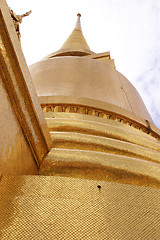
<box><xmin>44</xmin><ymin>13</ymin><xmax>94</xmax><ymax>58</ymax></box>
<box><xmin>32</xmin><ymin>18</ymin><xmax>160</xmax><ymax>187</ymax></box>
<box><xmin>0</xmin><ymin>1</ymin><xmax>52</xmax><ymax>174</ymax></box>
<box><xmin>50</xmin><ymin>132</ymin><xmax>160</xmax><ymax>163</ymax></box>
<box><xmin>30</xmin><ymin>57</ymin><xmax>153</xmax><ymax>122</ymax></box>
<box><xmin>42</xmin><ymin>103</ymin><xmax>160</xmax><ymax>140</ymax></box>
<box><xmin>1</xmin><ymin>4</ymin><xmax>160</xmax><ymax>239</ymax></box>
<box><xmin>40</xmin><ymin>148</ymin><xmax>160</xmax><ymax>188</ymax></box>
<box><xmin>46</xmin><ymin>117</ymin><xmax>160</xmax><ymax>151</ymax></box>
<box><xmin>87</xmin><ymin>52</ymin><xmax>115</xmax><ymax>68</ymax></box>
<box><xmin>29</xmin><ymin>14</ymin><xmax>159</xmax><ymax>190</ymax></box>
<box><xmin>0</xmin><ymin>176</ymin><xmax>160</xmax><ymax>239</ymax></box>
<box><xmin>39</xmin><ymin>112</ymin><xmax>160</xmax><ymax>188</ymax></box>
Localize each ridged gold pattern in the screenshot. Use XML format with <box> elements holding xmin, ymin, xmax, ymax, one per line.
<box><xmin>42</xmin><ymin>104</ymin><xmax>160</xmax><ymax>140</ymax></box>
<box><xmin>50</xmin><ymin>132</ymin><xmax>160</xmax><ymax>163</ymax></box>
<box><xmin>40</xmin><ymin>111</ymin><xmax>160</xmax><ymax>188</ymax></box>
<box><xmin>40</xmin><ymin>148</ymin><xmax>160</xmax><ymax>188</ymax></box>
<box><xmin>0</xmin><ymin>176</ymin><xmax>160</xmax><ymax>239</ymax></box>
<box><xmin>46</xmin><ymin>116</ymin><xmax>160</xmax><ymax>152</ymax></box>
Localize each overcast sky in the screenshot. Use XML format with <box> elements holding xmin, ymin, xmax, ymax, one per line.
<box><xmin>6</xmin><ymin>0</ymin><xmax>160</xmax><ymax>128</ymax></box>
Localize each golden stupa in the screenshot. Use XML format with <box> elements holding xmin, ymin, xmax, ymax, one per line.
<box><xmin>0</xmin><ymin>1</ymin><xmax>160</xmax><ymax>238</ymax></box>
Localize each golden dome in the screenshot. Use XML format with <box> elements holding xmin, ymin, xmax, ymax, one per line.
<box><xmin>29</xmin><ymin>14</ymin><xmax>160</xmax><ymax>188</ymax></box>
<box><xmin>30</xmin><ymin>14</ymin><xmax>153</xmax><ymax>122</ymax></box>
<box><xmin>30</xmin><ymin>56</ymin><xmax>152</xmax><ymax>122</ymax></box>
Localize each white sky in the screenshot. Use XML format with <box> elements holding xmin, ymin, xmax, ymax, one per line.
<box><xmin>6</xmin><ymin>0</ymin><xmax>160</xmax><ymax>128</ymax></box>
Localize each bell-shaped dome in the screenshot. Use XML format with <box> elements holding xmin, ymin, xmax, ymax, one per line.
<box><xmin>29</xmin><ymin>13</ymin><xmax>160</xmax><ymax>188</ymax></box>
<box><xmin>30</xmin><ymin>14</ymin><xmax>152</xmax><ymax>122</ymax></box>
<box><xmin>30</xmin><ymin>56</ymin><xmax>152</xmax><ymax>122</ymax></box>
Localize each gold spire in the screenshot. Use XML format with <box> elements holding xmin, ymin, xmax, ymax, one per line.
<box><xmin>59</xmin><ymin>13</ymin><xmax>92</xmax><ymax>55</ymax></box>
<box><xmin>75</xmin><ymin>13</ymin><xmax>82</xmax><ymax>30</ymax></box>
<box><xmin>44</xmin><ymin>13</ymin><xmax>94</xmax><ymax>59</ymax></box>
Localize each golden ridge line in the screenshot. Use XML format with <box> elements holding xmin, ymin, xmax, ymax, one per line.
<box><xmin>41</xmin><ymin>104</ymin><xmax>160</xmax><ymax>140</ymax></box>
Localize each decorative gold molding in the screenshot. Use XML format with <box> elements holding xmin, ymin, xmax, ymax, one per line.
<box><xmin>41</xmin><ymin>104</ymin><xmax>160</xmax><ymax>140</ymax></box>
<box><xmin>0</xmin><ymin>1</ymin><xmax>52</xmax><ymax>166</ymax></box>
<box><xmin>40</xmin><ymin>148</ymin><xmax>160</xmax><ymax>189</ymax></box>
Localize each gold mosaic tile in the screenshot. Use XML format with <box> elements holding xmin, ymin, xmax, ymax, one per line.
<box><xmin>0</xmin><ymin>176</ymin><xmax>160</xmax><ymax>239</ymax></box>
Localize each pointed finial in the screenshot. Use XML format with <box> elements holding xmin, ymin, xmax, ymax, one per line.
<box><xmin>75</xmin><ymin>13</ymin><xmax>82</xmax><ymax>30</ymax></box>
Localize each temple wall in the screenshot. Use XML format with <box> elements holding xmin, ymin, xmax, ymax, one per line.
<box><xmin>0</xmin><ymin>75</ymin><xmax>38</xmax><ymax>175</ymax></box>
<box><xmin>0</xmin><ymin>0</ymin><xmax>52</xmax><ymax>174</ymax></box>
